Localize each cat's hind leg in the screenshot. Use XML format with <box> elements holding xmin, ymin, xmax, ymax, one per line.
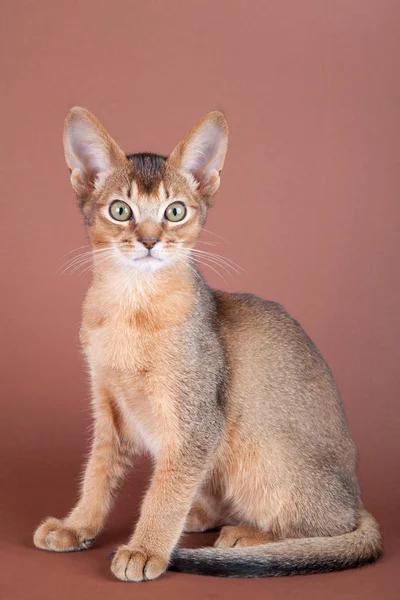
<box><xmin>214</xmin><ymin>524</ymin><xmax>276</xmax><ymax>548</ymax></box>
<box><xmin>184</xmin><ymin>485</ymin><xmax>223</xmax><ymax>533</ymax></box>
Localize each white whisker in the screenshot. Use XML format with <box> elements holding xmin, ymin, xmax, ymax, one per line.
<box><xmin>196</xmin><ymin>240</ymin><xmax>218</xmax><ymax>247</ymax></box>
<box><xmin>58</xmin><ymin>246</ymin><xmax>115</xmax><ymax>275</ymax></box>
<box><xmin>63</xmin><ymin>244</ymin><xmax>91</xmax><ymax>256</ymax></box>
<box><xmin>189</xmin><ymin>249</ymin><xmax>245</xmax><ymax>272</ymax></box>
<box><xmin>174</xmin><ymin>256</ymin><xmax>202</xmax><ymax>282</ymax></box>
<box><xmin>187</xmin><ymin>256</ymin><xmax>227</xmax><ymax>283</ymax></box>
<box><xmin>76</xmin><ymin>252</ymin><xmax>115</xmax><ymax>276</ymax></box>
<box><xmin>179</xmin><ymin>247</ymin><xmax>244</xmax><ymax>275</ymax></box>
<box><xmin>188</xmin><ymin>253</ymin><xmax>235</xmax><ymax>277</ymax></box>
<box><xmin>201</xmin><ymin>228</ymin><xmax>230</xmax><ymax>244</ymax></box>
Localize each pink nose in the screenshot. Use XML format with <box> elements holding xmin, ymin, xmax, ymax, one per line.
<box><xmin>139</xmin><ymin>236</ymin><xmax>160</xmax><ymax>250</ymax></box>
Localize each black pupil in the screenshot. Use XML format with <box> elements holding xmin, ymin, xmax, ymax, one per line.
<box><xmin>117</xmin><ymin>206</ymin><xmax>124</xmax><ymax>215</ymax></box>
<box><xmin>173</xmin><ymin>207</ymin><xmax>180</xmax><ymax>216</ymax></box>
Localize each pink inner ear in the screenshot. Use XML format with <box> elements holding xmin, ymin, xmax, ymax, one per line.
<box><xmin>181</xmin><ymin>121</ymin><xmax>226</xmax><ymax>186</ymax></box>
<box><xmin>67</xmin><ymin>119</ymin><xmax>117</xmax><ymax>184</ymax></box>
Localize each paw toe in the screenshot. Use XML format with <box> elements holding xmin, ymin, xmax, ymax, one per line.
<box><xmin>144</xmin><ymin>554</ymin><xmax>168</xmax><ymax>580</ymax></box>
<box><xmin>111</xmin><ymin>545</ymin><xmax>167</xmax><ymax>582</ymax></box>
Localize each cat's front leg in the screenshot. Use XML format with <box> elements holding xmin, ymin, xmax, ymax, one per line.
<box><xmin>111</xmin><ymin>448</ymin><xmax>212</xmax><ymax>581</ymax></box>
<box><xmin>34</xmin><ymin>384</ymin><xmax>134</xmax><ymax>552</ymax></box>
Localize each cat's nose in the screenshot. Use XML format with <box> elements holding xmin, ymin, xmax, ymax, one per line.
<box><xmin>139</xmin><ymin>236</ymin><xmax>160</xmax><ymax>250</ymax></box>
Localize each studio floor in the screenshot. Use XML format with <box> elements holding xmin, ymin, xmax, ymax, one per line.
<box><xmin>1</xmin><ymin>444</ymin><xmax>399</xmax><ymax>600</ymax></box>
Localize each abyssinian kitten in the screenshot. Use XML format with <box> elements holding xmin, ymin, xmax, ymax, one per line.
<box><xmin>33</xmin><ymin>107</ymin><xmax>382</xmax><ymax>581</ymax></box>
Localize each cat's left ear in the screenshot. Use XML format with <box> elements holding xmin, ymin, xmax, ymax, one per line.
<box><xmin>169</xmin><ymin>111</ymin><xmax>228</xmax><ymax>202</ymax></box>
<box><xmin>63</xmin><ymin>107</ymin><xmax>127</xmax><ymax>199</ymax></box>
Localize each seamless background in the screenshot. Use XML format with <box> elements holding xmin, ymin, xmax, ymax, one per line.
<box><xmin>1</xmin><ymin>1</ymin><xmax>399</xmax><ymax>599</ymax></box>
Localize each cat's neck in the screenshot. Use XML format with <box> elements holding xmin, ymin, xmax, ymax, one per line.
<box><xmin>86</xmin><ymin>260</ymin><xmax>198</xmax><ymax>329</ymax></box>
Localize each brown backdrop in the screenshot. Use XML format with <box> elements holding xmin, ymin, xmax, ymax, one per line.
<box><xmin>1</xmin><ymin>1</ymin><xmax>399</xmax><ymax>599</ymax></box>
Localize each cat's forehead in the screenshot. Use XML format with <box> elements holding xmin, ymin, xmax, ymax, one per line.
<box><xmin>97</xmin><ymin>152</ymin><xmax>192</xmax><ymax>206</ymax></box>
<box><xmin>126</xmin><ymin>153</ymin><xmax>168</xmax><ymax>196</ymax></box>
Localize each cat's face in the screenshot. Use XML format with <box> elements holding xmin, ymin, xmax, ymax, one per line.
<box><xmin>63</xmin><ymin>108</ymin><xmax>228</xmax><ymax>274</ymax></box>
<box><xmin>79</xmin><ymin>154</ymin><xmax>205</xmax><ymax>274</ymax></box>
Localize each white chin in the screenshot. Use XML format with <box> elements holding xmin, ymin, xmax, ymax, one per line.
<box><xmin>132</xmin><ymin>256</ymin><xmax>165</xmax><ymax>273</ymax></box>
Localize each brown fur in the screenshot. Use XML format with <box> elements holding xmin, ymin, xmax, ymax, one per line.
<box><xmin>34</xmin><ymin>108</ymin><xmax>382</xmax><ymax>581</ymax></box>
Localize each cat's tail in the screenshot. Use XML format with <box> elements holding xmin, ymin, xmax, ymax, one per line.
<box><xmin>169</xmin><ymin>505</ymin><xmax>382</xmax><ymax>577</ymax></box>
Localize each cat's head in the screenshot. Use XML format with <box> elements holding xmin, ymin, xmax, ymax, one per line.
<box><xmin>63</xmin><ymin>107</ymin><xmax>228</xmax><ymax>273</ymax></box>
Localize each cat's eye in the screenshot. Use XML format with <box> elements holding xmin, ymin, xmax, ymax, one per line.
<box><xmin>109</xmin><ymin>200</ymin><xmax>133</xmax><ymax>222</ymax></box>
<box><xmin>164</xmin><ymin>201</ymin><xmax>187</xmax><ymax>223</ymax></box>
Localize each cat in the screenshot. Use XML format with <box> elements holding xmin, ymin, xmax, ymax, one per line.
<box><xmin>33</xmin><ymin>107</ymin><xmax>382</xmax><ymax>581</ymax></box>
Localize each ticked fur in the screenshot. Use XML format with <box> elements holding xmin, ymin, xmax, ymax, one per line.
<box><xmin>33</xmin><ymin>108</ymin><xmax>382</xmax><ymax>581</ymax></box>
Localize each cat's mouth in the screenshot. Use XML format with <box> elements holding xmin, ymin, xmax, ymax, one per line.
<box><xmin>116</xmin><ymin>244</ymin><xmax>169</xmax><ymax>272</ymax></box>
<box><xmin>127</xmin><ymin>249</ymin><xmax>166</xmax><ymax>273</ymax></box>
<box><xmin>132</xmin><ymin>252</ymin><xmax>162</xmax><ymax>263</ymax></box>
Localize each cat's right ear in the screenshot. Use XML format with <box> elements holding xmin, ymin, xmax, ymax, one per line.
<box><xmin>63</xmin><ymin>107</ymin><xmax>127</xmax><ymax>198</ymax></box>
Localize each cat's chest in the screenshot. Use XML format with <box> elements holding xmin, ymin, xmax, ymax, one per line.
<box><xmin>81</xmin><ymin>274</ymin><xmax>193</xmax><ymax>373</ymax></box>
<box><xmin>111</xmin><ymin>380</ymin><xmax>163</xmax><ymax>455</ymax></box>
<box><xmin>81</xmin><ymin>313</ymin><xmax>163</xmax><ymax>373</ymax></box>
<box><xmin>83</xmin><ymin>317</ymin><xmax>178</xmax><ymax>455</ymax></box>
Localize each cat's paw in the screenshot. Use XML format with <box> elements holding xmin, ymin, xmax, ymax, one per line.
<box><xmin>111</xmin><ymin>545</ymin><xmax>168</xmax><ymax>582</ymax></box>
<box><xmin>214</xmin><ymin>524</ymin><xmax>273</xmax><ymax>548</ymax></box>
<box><xmin>33</xmin><ymin>517</ymin><xmax>96</xmax><ymax>552</ymax></box>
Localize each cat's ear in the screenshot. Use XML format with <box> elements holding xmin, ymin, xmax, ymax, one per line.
<box><xmin>63</xmin><ymin>107</ymin><xmax>127</xmax><ymax>198</ymax></box>
<box><xmin>169</xmin><ymin>111</ymin><xmax>228</xmax><ymax>201</ymax></box>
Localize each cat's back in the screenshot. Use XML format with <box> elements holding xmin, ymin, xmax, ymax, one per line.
<box><xmin>212</xmin><ymin>289</ymin><xmax>352</xmax><ymax>444</ymax></box>
<box><xmin>213</xmin><ymin>288</ymin><xmax>336</xmax><ymax>388</ymax></box>
<box><xmin>213</xmin><ymin>289</ymin><xmax>322</xmax><ymax>363</ymax></box>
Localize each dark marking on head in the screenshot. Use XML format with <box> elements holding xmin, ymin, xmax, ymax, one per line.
<box><xmin>126</xmin><ymin>153</ymin><xmax>168</xmax><ymax>195</ymax></box>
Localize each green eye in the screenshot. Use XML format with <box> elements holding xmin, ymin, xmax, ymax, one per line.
<box><xmin>109</xmin><ymin>200</ymin><xmax>133</xmax><ymax>222</ymax></box>
<box><xmin>164</xmin><ymin>201</ymin><xmax>187</xmax><ymax>222</ymax></box>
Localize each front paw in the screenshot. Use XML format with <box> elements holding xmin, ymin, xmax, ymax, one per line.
<box><xmin>33</xmin><ymin>517</ymin><xmax>96</xmax><ymax>552</ymax></box>
<box><xmin>111</xmin><ymin>545</ymin><xmax>168</xmax><ymax>582</ymax></box>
